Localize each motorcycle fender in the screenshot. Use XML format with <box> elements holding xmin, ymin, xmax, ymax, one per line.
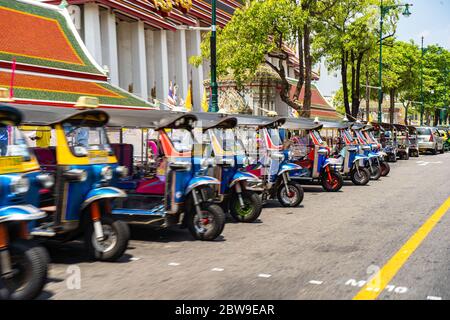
<box><xmin>229</xmin><ymin>171</ymin><xmax>261</xmax><ymax>188</ymax></box>
<box><xmin>81</xmin><ymin>187</ymin><xmax>127</xmax><ymax>210</ymax></box>
<box><xmin>185</xmin><ymin>176</ymin><xmax>221</xmax><ymax>195</ymax></box>
<box><xmin>279</xmin><ymin>162</ymin><xmax>303</xmax><ymax>175</ymax></box>
<box><xmin>0</xmin><ymin>205</ymin><xmax>46</xmax><ymax>222</ymax></box>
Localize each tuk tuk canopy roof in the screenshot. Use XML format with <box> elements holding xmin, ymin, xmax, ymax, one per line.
<box><xmin>282</xmin><ymin>118</ymin><xmax>323</xmax><ymax>130</ymax></box>
<box><xmin>6</xmin><ymin>104</ymin><xmax>109</xmax><ymax>126</ymax></box>
<box><xmin>0</xmin><ymin>105</ymin><xmax>23</xmax><ymax>126</ymax></box>
<box><xmin>200</xmin><ymin>116</ymin><xmax>238</xmax><ymax>132</ymax></box>
<box><xmin>155</xmin><ymin>113</ymin><xmax>198</xmax><ymax>131</ymax></box>
<box><xmin>103</xmin><ymin>108</ymin><xmax>176</xmax><ymax>129</ymax></box>
<box><xmin>321</xmin><ymin>120</ymin><xmax>351</xmax><ymax>129</ymax></box>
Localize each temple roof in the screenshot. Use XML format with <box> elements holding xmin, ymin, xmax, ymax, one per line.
<box><xmin>0</xmin><ymin>0</ymin><xmax>152</xmax><ymax>109</ymax></box>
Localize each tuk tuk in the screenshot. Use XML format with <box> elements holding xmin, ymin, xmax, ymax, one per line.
<box><xmin>107</xmin><ymin>111</ymin><xmax>226</xmax><ymax>241</ymax></box>
<box><xmin>351</xmin><ymin>122</ymin><xmax>382</xmax><ymax>180</ymax></box>
<box><xmin>236</xmin><ymin>115</ymin><xmax>304</xmax><ymax>207</ymax></box>
<box><xmin>407</xmin><ymin>125</ymin><xmax>419</xmax><ymax>157</ymax></box>
<box><xmin>17</xmin><ymin>104</ymin><xmax>130</xmax><ymax>262</ymax></box>
<box><xmin>393</xmin><ymin>124</ymin><xmax>410</xmax><ymax>160</ymax></box>
<box><xmin>321</xmin><ymin>121</ymin><xmax>371</xmax><ymax>185</ymax></box>
<box><xmin>0</xmin><ymin>105</ymin><xmax>49</xmax><ymax>300</ymax></box>
<box><xmin>197</xmin><ymin>114</ymin><xmax>263</xmax><ymax>223</ymax></box>
<box><xmin>437</xmin><ymin>126</ymin><xmax>450</xmax><ymax>152</ymax></box>
<box><xmin>360</xmin><ymin>125</ymin><xmax>391</xmax><ymax>176</ymax></box>
<box><xmin>282</xmin><ymin>118</ymin><xmax>344</xmax><ymax>192</ymax></box>
<box><xmin>371</xmin><ymin>122</ymin><xmax>398</xmax><ymax>162</ymax></box>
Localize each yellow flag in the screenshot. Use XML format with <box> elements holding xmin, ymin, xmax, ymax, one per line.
<box><xmin>185</xmin><ymin>84</ymin><xmax>193</xmax><ymax>111</ymax></box>
<box><xmin>201</xmin><ymin>88</ymin><xmax>209</xmax><ymax>112</ymax></box>
<box><xmin>368</xmin><ymin>113</ymin><xmax>373</xmax><ymax>122</ymax></box>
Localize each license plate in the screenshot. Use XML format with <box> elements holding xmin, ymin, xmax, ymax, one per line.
<box><xmin>88</xmin><ymin>150</ymin><xmax>108</xmax><ymax>164</ymax></box>
<box><xmin>0</xmin><ymin>156</ymin><xmax>22</xmax><ymax>173</ymax></box>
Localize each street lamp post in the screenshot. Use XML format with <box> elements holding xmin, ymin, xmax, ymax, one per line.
<box><xmin>210</xmin><ymin>0</ymin><xmax>218</xmax><ymax>112</ymax></box>
<box><xmin>420</xmin><ymin>36</ymin><xmax>425</xmax><ymax>125</ymax></box>
<box><xmin>378</xmin><ymin>1</ymin><xmax>412</xmax><ymax>123</ymax></box>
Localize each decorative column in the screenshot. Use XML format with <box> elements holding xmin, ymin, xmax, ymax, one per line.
<box><xmin>100</xmin><ymin>10</ymin><xmax>119</xmax><ymax>85</ymax></box>
<box><xmin>83</xmin><ymin>3</ymin><xmax>102</xmax><ymax>65</ymax></box>
<box><xmin>131</xmin><ymin>21</ymin><xmax>148</xmax><ymax>100</ymax></box>
<box><xmin>154</xmin><ymin>30</ymin><xmax>170</xmax><ymax>105</ymax></box>
<box><xmin>174</xmin><ymin>29</ymin><xmax>189</xmax><ymax>101</ymax></box>
<box><xmin>187</xmin><ymin>29</ymin><xmax>204</xmax><ymax>111</ymax></box>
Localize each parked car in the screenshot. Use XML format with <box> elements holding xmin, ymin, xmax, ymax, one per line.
<box><xmin>417</xmin><ymin>127</ymin><xmax>444</xmax><ymax>154</ymax></box>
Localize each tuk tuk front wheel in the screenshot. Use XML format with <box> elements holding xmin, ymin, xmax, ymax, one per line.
<box><xmin>277</xmin><ymin>181</ymin><xmax>304</xmax><ymax>207</ymax></box>
<box><xmin>321</xmin><ymin>170</ymin><xmax>343</xmax><ymax>192</ymax></box>
<box><xmin>380</xmin><ymin>162</ymin><xmax>390</xmax><ymax>176</ymax></box>
<box><xmin>85</xmin><ymin>215</ymin><xmax>130</xmax><ymax>262</ymax></box>
<box><xmin>368</xmin><ymin>164</ymin><xmax>381</xmax><ymax>180</ymax></box>
<box><xmin>0</xmin><ymin>240</ymin><xmax>49</xmax><ymax>300</ymax></box>
<box><xmin>230</xmin><ymin>191</ymin><xmax>263</xmax><ymax>223</ymax></box>
<box><xmin>350</xmin><ymin>167</ymin><xmax>370</xmax><ymax>186</ymax></box>
<box><xmin>187</xmin><ymin>204</ymin><xmax>225</xmax><ymax>241</ymax></box>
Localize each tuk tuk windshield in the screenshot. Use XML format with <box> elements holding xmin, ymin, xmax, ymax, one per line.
<box><xmin>211</xmin><ymin>128</ymin><xmax>244</xmax><ymax>154</ymax></box>
<box><xmin>354</xmin><ymin>130</ymin><xmax>368</xmax><ymax>144</ymax></box>
<box><xmin>166</xmin><ymin>129</ymin><xmax>193</xmax><ymax>153</ymax></box>
<box><xmin>310</xmin><ymin>130</ymin><xmax>325</xmax><ymax>145</ymax></box>
<box><xmin>342</xmin><ymin>129</ymin><xmax>355</xmax><ymax>145</ymax></box>
<box><xmin>268</xmin><ymin>128</ymin><xmax>282</xmax><ymax>147</ymax></box>
<box><xmin>0</xmin><ymin>126</ymin><xmax>31</xmax><ymax>160</ymax></box>
<box><xmin>63</xmin><ymin>124</ymin><xmax>112</xmax><ymax>157</ymax></box>
<box><xmin>363</xmin><ymin>131</ymin><xmax>376</xmax><ymax>144</ymax></box>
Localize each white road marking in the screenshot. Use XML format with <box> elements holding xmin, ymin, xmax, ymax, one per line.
<box><xmin>258</xmin><ymin>273</ymin><xmax>272</xmax><ymax>278</ymax></box>
<box><xmin>130</xmin><ymin>257</ymin><xmax>141</xmax><ymax>261</ymax></box>
<box><xmin>418</xmin><ymin>162</ymin><xmax>429</xmax><ymax>166</ymax></box>
<box><xmin>427</xmin><ymin>296</ymin><xmax>442</xmax><ymax>300</ymax></box>
<box><xmin>309</xmin><ymin>280</ymin><xmax>323</xmax><ymax>285</ymax></box>
<box><xmin>211</xmin><ymin>268</ymin><xmax>224</xmax><ymax>272</ymax></box>
<box><xmin>168</xmin><ymin>262</ymin><xmax>180</xmax><ymax>266</ymax></box>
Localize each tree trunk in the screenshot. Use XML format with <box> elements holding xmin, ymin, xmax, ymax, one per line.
<box><xmin>303</xmin><ymin>23</ymin><xmax>312</xmax><ymax>118</ymax></box>
<box><xmin>351</xmin><ymin>52</ymin><xmax>363</xmax><ymax>119</ymax></box>
<box><xmin>341</xmin><ymin>50</ymin><xmax>350</xmax><ymax>118</ymax></box>
<box><xmin>434</xmin><ymin>108</ymin><xmax>440</xmax><ymax>126</ymax></box>
<box><xmin>293</xmin><ymin>29</ymin><xmax>304</xmax><ymax>102</ymax></box>
<box><xmin>404</xmin><ymin>104</ymin><xmax>409</xmax><ymax>125</ymax></box>
<box><xmin>389</xmin><ymin>88</ymin><xmax>395</xmax><ymax>124</ymax></box>
<box><xmin>365</xmin><ymin>67</ymin><xmax>370</xmax><ymax>122</ymax></box>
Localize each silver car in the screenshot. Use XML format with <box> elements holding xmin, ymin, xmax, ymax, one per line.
<box><xmin>417</xmin><ymin>127</ymin><xmax>444</xmax><ymax>154</ymax></box>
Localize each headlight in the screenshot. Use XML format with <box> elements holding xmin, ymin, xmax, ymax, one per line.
<box><xmin>37</xmin><ymin>173</ymin><xmax>55</xmax><ymax>189</ymax></box>
<box><xmin>101</xmin><ymin>166</ymin><xmax>113</xmax><ymax>181</ymax></box>
<box><xmin>287</xmin><ymin>150</ymin><xmax>293</xmax><ymax>160</ymax></box>
<box><xmin>116</xmin><ymin>166</ymin><xmax>129</xmax><ymax>178</ymax></box>
<box><xmin>10</xmin><ymin>176</ymin><xmax>30</xmax><ymax>195</ymax></box>
<box><xmin>63</xmin><ymin>169</ymin><xmax>88</xmax><ymax>182</ymax></box>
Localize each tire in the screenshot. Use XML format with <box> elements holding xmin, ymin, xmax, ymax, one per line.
<box><xmin>0</xmin><ymin>240</ymin><xmax>49</xmax><ymax>300</ymax></box>
<box><xmin>380</xmin><ymin>161</ymin><xmax>390</xmax><ymax>176</ymax></box>
<box><xmin>440</xmin><ymin>146</ymin><xmax>444</xmax><ymax>154</ymax></box>
<box><xmin>187</xmin><ymin>203</ymin><xmax>225</xmax><ymax>241</ymax></box>
<box><xmin>230</xmin><ymin>191</ymin><xmax>263</xmax><ymax>223</ymax></box>
<box><xmin>432</xmin><ymin>146</ymin><xmax>437</xmax><ymax>155</ymax></box>
<box><xmin>276</xmin><ymin>181</ymin><xmax>304</xmax><ymax>207</ymax></box>
<box><xmin>350</xmin><ymin>167</ymin><xmax>370</xmax><ymax>186</ymax></box>
<box><xmin>368</xmin><ymin>164</ymin><xmax>381</xmax><ymax>180</ymax></box>
<box><xmin>321</xmin><ymin>170</ymin><xmax>343</xmax><ymax>192</ymax></box>
<box><xmin>404</xmin><ymin>152</ymin><xmax>410</xmax><ymax>160</ymax></box>
<box><xmin>84</xmin><ymin>214</ymin><xmax>130</xmax><ymax>262</ymax></box>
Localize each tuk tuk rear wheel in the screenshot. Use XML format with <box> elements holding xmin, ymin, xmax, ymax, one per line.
<box><xmin>321</xmin><ymin>170</ymin><xmax>343</xmax><ymax>192</ymax></box>
<box><xmin>0</xmin><ymin>240</ymin><xmax>49</xmax><ymax>300</ymax></box>
<box><xmin>380</xmin><ymin>162</ymin><xmax>390</xmax><ymax>176</ymax></box>
<box><xmin>277</xmin><ymin>181</ymin><xmax>304</xmax><ymax>207</ymax></box>
<box><xmin>350</xmin><ymin>167</ymin><xmax>370</xmax><ymax>186</ymax></box>
<box><xmin>85</xmin><ymin>215</ymin><xmax>130</xmax><ymax>262</ymax></box>
<box><xmin>230</xmin><ymin>191</ymin><xmax>263</xmax><ymax>223</ymax></box>
<box><xmin>187</xmin><ymin>204</ymin><xmax>225</xmax><ymax>241</ymax></box>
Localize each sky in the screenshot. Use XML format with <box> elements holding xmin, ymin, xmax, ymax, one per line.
<box><xmin>317</xmin><ymin>0</ymin><xmax>450</xmax><ymax>97</ymax></box>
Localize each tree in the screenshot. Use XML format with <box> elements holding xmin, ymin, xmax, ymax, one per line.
<box><xmin>191</xmin><ymin>0</ymin><xmax>337</xmax><ymax>116</ymax></box>
<box><xmin>315</xmin><ymin>0</ymin><xmax>400</xmax><ymax>119</ymax></box>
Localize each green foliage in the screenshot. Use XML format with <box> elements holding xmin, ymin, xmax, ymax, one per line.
<box><xmin>192</xmin><ymin>0</ymin><xmax>304</xmax><ymax>84</ymax></box>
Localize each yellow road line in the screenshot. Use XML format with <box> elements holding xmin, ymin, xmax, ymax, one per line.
<box><xmin>353</xmin><ymin>196</ymin><xmax>450</xmax><ymax>300</ymax></box>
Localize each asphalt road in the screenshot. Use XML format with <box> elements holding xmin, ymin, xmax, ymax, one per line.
<box><xmin>39</xmin><ymin>152</ymin><xmax>450</xmax><ymax>300</ymax></box>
